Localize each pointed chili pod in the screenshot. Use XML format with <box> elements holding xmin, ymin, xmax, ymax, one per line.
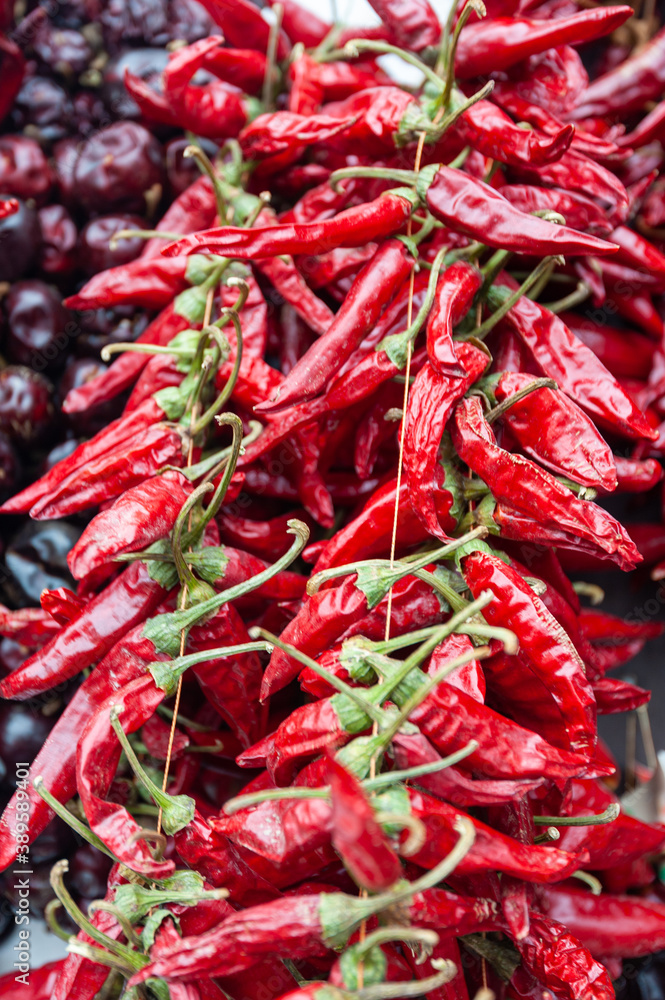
<box><xmin>328</xmin><ymin>754</ymin><xmax>403</xmax><ymax>893</ymax></box>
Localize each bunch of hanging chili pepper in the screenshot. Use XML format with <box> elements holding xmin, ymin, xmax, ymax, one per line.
<box><xmin>4</xmin><ymin>0</ymin><xmax>665</xmax><ymax>998</ymax></box>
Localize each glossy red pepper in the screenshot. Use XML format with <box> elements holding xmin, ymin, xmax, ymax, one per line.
<box><xmin>423</xmin><ymin>166</ymin><xmax>619</xmax><ymax>256</ymax></box>
<box><xmin>258</xmin><ymin>240</ymin><xmax>413</xmax><ymax>411</ymax></box>
<box><xmin>64</xmin><ymin>255</ymin><xmax>190</xmax><ymax>311</ymax></box>
<box><xmin>162</xmin><ymin>191</ymin><xmax>416</xmax><ymax>260</ymax></box>
<box><xmin>454</xmin><ymin>7</ymin><xmax>631</xmax><ymax>79</ymax></box>
<box><xmin>404</xmin><ymin>346</ymin><xmax>488</xmax><ymax>540</ymax></box>
<box><xmin>197</xmin><ymin>0</ymin><xmax>290</xmax><ymax>60</ymax></box>
<box><xmin>426</xmin><ymin>261</ymin><xmax>482</xmax><ymax>375</ymax></box>
<box><xmin>515</xmin><ymin>912</ymin><xmax>614</xmax><ymax>1000</ymax></box>
<box><xmin>572</xmin><ymin>25</ymin><xmax>665</xmax><ymax>119</ymax></box>
<box><xmin>67</xmin><ymin>470</ymin><xmax>193</xmax><ymax>580</ymax></box>
<box><xmin>367</xmin><ymin>0</ymin><xmax>440</xmax><ymax>50</ymax></box>
<box><xmin>458</xmin><ymin>99</ymin><xmax>574</xmax><ymax>168</ymax></box>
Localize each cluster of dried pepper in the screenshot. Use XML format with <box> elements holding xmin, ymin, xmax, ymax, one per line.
<box><xmin>3</xmin><ymin>0</ymin><xmax>665</xmax><ymax>998</ymax></box>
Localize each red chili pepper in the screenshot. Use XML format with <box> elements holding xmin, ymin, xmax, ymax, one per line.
<box><xmin>64</xmin><ymin>255</ymin><xmax>190</xmax><ymax>311</ymax></box>
<box><xmin>458</xmin><ymin>99</ymin><xmax>573</xmax><ymax>168</ymax></box>
<box><xmin>426</xmin><ymin>262</ymin><xmax>482</xmax><ymax>375</ymax></box>
<box><xmin>240</xmin><ymin>111</ymin><xmax>357</xmax><ymax>162</ymax></box>
<box><xmin>142</xmin><ymin>176</ymin><xmax>217</xmax><ymax>260</ymax></box>
<box><xmin>579</xmin><ymin>608</ymin><xmax>663</xmax><ymax>644</ymax></box>
<box><xmin>0</xmin><ymin>604</ymin><xmax>60</xmax><ymax>645</ymax></box>
<box><xmin>571</xmin><ymin>25</ymin><xmax>665</xmax><ymax>119</ymax></box>
<box><xmin>76</xmin><ymin>673</ymin><xmax>174</xmax><ymax>877</ymax></box>
<box><xmin>328</xmin><ymin>754</ymin><xmax>402</xmax><ymax>892</ymax></box>
<box><xmin>535</xmin><ymin>885</ymin><xmax>665</xmax><ymax>959</ymax></box>
<box><xmin>257</xmin><ymin>240</ymin><xmax>413</xmax><ymax>411</ymax></box>
<box><xmin>0</xmin><ymin>960</ymin><xmax>64</xmax><ymax>1000</ymax></box>
<box><xmin>0</xmin><ymin>561</ymin><xmax>167</xmax><ymax>700</ymax></box>
<box><xmin>61</xmin><ymin>303</ymin><xmax>191</xmax><ymax>415</ymax></box>
<box><xmin>492</xmin><ymin>371</ymin><xmax>617</xmax><ymax>491</ymax></box>
<box><xmin>272</xmin><ymin>0</ymin><xmax>329</xmax><ymax>47</ymax></box>
<box><xmin>454</xmin><ymin>7</ymin><xmax>631</xmax><ymax>78</ymax></box>
<box><xmin>366</xmin><ymin>0</ymin><xmax>440</xmax><ymax>51</ymax></box>
<box><xmin>423</xmin><ymin>166</ymin><xmax>619</xmax><ymax>256</ymax></box>
<box><xmin>309</xmin><ymin>475</ymin><xmax>455</xmax><ymax>574</ymax></box>
<box><xmin>515</xmin><ymin>147</ymin><xmax>629</xmax><ymax>209</ymax></box>
<box><xmin>562</xmin><ymin>312</ymin><xmax>655</xmax><ymax>380</ymax></box>
<box><xmin>162</xmin><ymin>191</ymin><xmax>416</xmax><ymax>260</ymax></box>
<box><xmin>494</xmin><ymin>276</ymin><xmax>658</xmax><ymax>441</ymax></box>
<box><xmin>539</xmin><ymin>778</ymin><xmax>665</xmax><ymax>870</ymax></box>
<box><xmin>463</xmin><ymin>550</ymin><xmax>597</xmax><ymax>756</ymax></box>
<box><xmin>515</xmin><ymin>912</ymin><xmax>614</xmax><ymax>1000</ymax></box>
<box><xmin>321</xmin><ymin>87</ymin><xmax>417</xmax><ymax>157</ymax></box>
<box><xmin>612</xmin><ymin>455</ymin><xmax>664</xmax><ymax>493</ymax></box>
<box><xmin>499</xmin><ymin>184</ymin><xmax>613</xmax><ymax>236</ymax></box>
<box><xmin>40</xmin><ymin>586</ymin><xmax>85</xmax><ymax>625</ymax></box>
<box><xmin>393</xmin><ymin>731</ymin><xmax>542</xmax><ymax>808</ymax></box>
<box><xmin>196</xmin><ymin>0</ymin><xmax>290</xmax><ymax>59</ymax></box>
<box><xmin>123</xmin><ymin>353</ymin><xmax>183</xmax><ymax>413</ymax></box>
<box><xmin>0</xmin><ymin>196</ymin><xmax>18</xmax><ymax>219</ymax></box>
<box><xmin>353</xmin><ymin>381</ymin><xmax>403</xmax><ymax>479</ymax></box>
<box><xmin>67</xmin><ymin>470</ymin><xmax>193</xmax><ymax>580</ymax></box>
<box><xmin>408</xmin><ymin>789</ymin><xmax>582</xmax><ymax>883</ymax></box>
<box><xmin>199</xmin><ymin>46</ymin><xmax>268</xmax><ymax>96</ymax></box>
<box><xmin>28</xmin><ymin>421</ymin><xmax>185</xmax><ymax>521</ymax></box>
<box><xmin>593</xmin><ymin>676</ymin><xmax>650</xmax><ymax>714</ymax></box>
<box><xmin>454</xmin><ymin>398</ymin><xmax>640</xmax><ymax>569</ymax></box>
<box><xmin>404</xmin><ymin>347</ymin><xmax>488</xmax><ymax>540</ymax></box>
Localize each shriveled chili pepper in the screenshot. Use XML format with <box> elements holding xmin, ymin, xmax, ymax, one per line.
<box><xmin>514</xmin><ymin>911</ymin><xmax>614</xmax><ymax>1000</ymax></box>
<box><xmin>0</xmin><ymin>561</ymin><xmax>167</xmax><ymax>700</ymax></box>
<box><xmin>162</xmin><ymin>191</ymin><xmax>416</xmax><ymax>260</ymax></box>
<box><xmin>196</xmin><ymin>0</ymin><xmax>290</xmax><ymax>60</ymax></box>
<box><xmin>422</xmin><ymin>166</ymin><xmax>619</xmax><ymax>256</ymax></box>
<box><xmin>64</xmin><ymin>255</ymin><xmax>191</xmax><ymax>311</ymax></box>
<box><xmin>404</xmin><ymin>346</ymin><xmax>488</xmax><ymax>540</ymax></box>
<box><xmin>28</xmin><ymin>421</ymin><xmax>185</xmax><ymax>521</ymax></box>
<box><xmin>613</xmin><ymin>455</ymin><xmax>663</xmax><ymax>493</ymax></box>
<box><xmin>462</xmin><ymin>550</ymin><xmax>597</xmax><ymax>756</ymax></box>
<box><xmin>309</xmin><ymin>475</ymin><xmax>455</xmax><ymax>574</ymax></box>
<box><xmin>593</xmin><ymin>676</ymin><xmax>650</xmax><ymax>714</ymax></box>
<box><xmin>142</xmin><ymin>175</ymin><xmax>217</xmax><ymax>259</ymax></box>
<box><xmin>494</xmin><ymin>276</ymin><xmax>657</xmax><ymax>441</ymax></box>
<box><xmin>458</xmin><ymin>99</ymin><xmax>574</xmax><ymax>168</ymax></box>
<box><xmin>515</xmin><ymin>147</ymin><xmax>629</xmax><ymax>209</ymax></box>
<box><xmin>491</xmin><ymin>371</ymin><xmax>617</xmax><ymax>492</ymax></box>
<box><xmin>427</xmin><ymin>261</ymin><xmax>482</xmax><ymax>375</ymax></box>
<box><xmin>67</xmin><ymin>470</ymin><xmax>193</xmax><ymax>580</ymax></box>
<box><xmin>203</xmin><ymin>46</ymin><xmax>268</xmax><ymax>96</ymax></box>
<box><xmin>571</xmin><ymin>25</ymin><xmax>665</xmax><ymax>119</ymax></box>
<box><xmin>562</xmin><ymin>312</ymin><xmax>655</xmax><ymax>380</ymax></box>
<box><xmin>535</xmin><ymin>885</ymin><xmax>665</xmax><ymax>959</ymax></box>
<box><xmin>366</xmin><ymin>0</ymin><xmax>440</xmax><ymax>51</ymax></box>
<box><xmin>393</xmin><ymin>731</ymin><xmax>542</xmax><ymax>808</ymax></box>
<box><xmin>454</xmin><ymin>7</ymin><xmax>631</xmax><ymax>79</ymax></box>
<box><xmin>499</xmin><ymin>184</ymin><xmax>613</xmax><ymax>236</ymax></box>
<box><xmin>328</xmin><ymin>754</ymin><xmax>402</xmax><ymax>892</ymax></box>
<box><xmin>76</xmin><ymin>673</ymin><xmax>175</xmax><ymax>877</ymax></box>
<box><xmin>579</xmin><ymin>608</ymin><xmax>663</xmax><ymax>645</ymax></box>
<box><xmin>258</xmin><ymin>240</ymin><xmax>413</xmax><ymax>411</ymax></box>
<box><xmin>40</xmin><ymin>586</ymin><xmax>85</xmax><ymax>625</ymax></box>
<box><xmin>453</xmin><ymin>398</ymin><xmax>640</xmax><ymax>569</ymax></box>
<box><xmin>0</xmin><ymin>604</ymin><xmax>60</xmax><ymax>645</ymax></box>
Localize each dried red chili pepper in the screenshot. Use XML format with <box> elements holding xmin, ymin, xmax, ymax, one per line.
<box><xmin>328</xmin><ymin>755</ymin><xmax>402</xmax><ymax>892</ymax></box>
<box><xmin>494</xmin><ymin>276</ymin><xmax>658</xmax><ymax>441</ymax></box>
<box><xmin>258</xmin><ymin>240</ymin><xmax>413</xmax><ymax>411</ymax></box>
<box><xmin>427</xmin><ymin>262</ymin><xmax>481</xmax><ymax>375</ymax></box>
<box><xmin>196</xmin><ymin>0</ymin><xmax>290</xmax><ymax>60</ymax></box>
<box><xmin>514</xmin><ymin>911</ymin><xmax>614</xmax><ymax>1000</ymax></box>
<box><xmin>454</xmin><ymin>7</ymin><xmax>631</xmax><ymax>79</ymax></box>
<box><xmin>491</xmin><ymin>371</ymin><xmax>617</xmax><ymax>491</ymax></box>
<box><xmin>0</xmin><ymin>561</ymin><xmax>167</xmax><ymax>700</ymax></box>
<box><xmin>571</xmin><ymin>25</ymin><xmax>665</xmax><ymax>119</ymax></box>
<box><xmin>162</xmin><ymin>191</ymin><xmax>416</xmax><ymax>260</ymax></box>
<box><xmin>203</xmin><ymin>46</ymin><xmax>268</xmax><ymax>96</ymax></box>
<box><xmin>458</xmin><ymin>99</ymin><xmax>574</xmax><ymax>168</ymax></box>
<box><xmin>366</xmin><ymin>0</ymin><xmax>440</xmax><ymax>50</ymax></box>
<box><xmin>453</xmin><ymin>399</ymin><xmax>640</xmax><ymax>569</ymax></box>
<box><xmin>535</xmin><ymin>885</ymin><xmax>665</xmax><ymax>959</ymax></box>
<box><xmin>404</xmin><ymin>346</ymin><xmax>488</xmax><ymax>540</ymax></box>
<box><xmin>67</xmin><ymin>470</ymin><xmax>193</xmax><ymax>579</ymax></box>
<box><xmin>64</xmin><ymin>255</ymin><xmax>191</xmax><ymax>311</ymax></box>
<box><xmin>422</xmin><ymin>166</ymin><xmax>619</xmax><ymax>256</ymax></box>
<box><xmin>499</xmin><ymin>184</ymin><xmax>613</xmax><ymax>236</ymax></box>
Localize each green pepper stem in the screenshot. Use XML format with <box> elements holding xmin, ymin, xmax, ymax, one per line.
<box><xmin>109</xmin><ymin>228</ymin><xmax>187</xmax><ymax>248</ymax></box>
<box><xmin>356</xmin><ymin>964</ymin><xmax>457</xmax><ymax>1000</ymax></box>
<box><xmin>150</xmin><ymin>641</ymin><xmax>272</xmax><ymax>695</ymax></box>
<box><xmin>485</xmin><ymin>378</ymin><xmax>558</xmax><ymax>424</ymax></box>
<box><xmin>50</xmin><ymin>860</ymin><xmax>144</xmax><ymax>968</ymax></box>
<box><xmin>463</xmin><ymin>256</ymin><xmax>563</xmax><ymax>342</ymax></box>
<box><xmin>329</xmin><ymin>167</ymin><xmax>418</xmax><ymax>191</ymax></box>
<box><xmin>109</xmin><ymin>708</ymin><xmax>195</xmax><ymax>835</ymax></box>
<box><xmin>442</xmin><ymin>0</ymin><xmax>487</xmax><ymax>107</ymax></box>
<box><xmin>355</xmin><ymin>926</ymin><xmax>439</xmax><ymax>959</ymax></box>
<box><xmin>541</xmin><ymin>280</ymin><xmax>590</xmax><ymax>314</ymax></box>
<box><xmin>190</xmin><ymin>309</ymin><xmax>244</xmax><ymax>436</ymax></box>
<box><xmin>197</xmin><ymin>413</ymin><xmax>244</xmax><ymax>526</ymax></box>
<box><xmin>374</xmin><ymin>811</ymin><xmax>426</xmax><ymax>856</ymax></box>
<box><xmin>44</xmin><ymin>900</ymin><xmax>73</xmax><ymax>942</ymax></box>
<box><xmin>570</xmin><ymin>870</ymin><xmax>603</xmax><ymax>895</ymax></box>
<box><xmin>252</xmin><ymin>628</ymin><xmax>387</xmax><ymax>724</ymax></box>
<box><xmin>380</xmin><ymin>246</ymin><xmax>448</xmax><ymax>368</ymax></box>
<box><xmin>262</xmin><ymin>2</ymin><xmax>283</xmax><ymax>109</ymax></box>
<box><xmin>457</xmin><ymin>622</ymin><xmax>518</xmax><ymax>654</ymax></box>
<box><xmin>171</xmin><ymin>482</ymin><xmax>215</xmax><ymax>592</ymax></box>
<box><xmin>100</xmin><ymin>342</ymin><xmax>189</xmax><ymax>362</ymax></box>
<box><xmin>184</xmin><ymin>144</ymin><xmax>228</xmax><ymax>221</ymax></box>
<box><xmin>66</xmin><ymin>939</ymin><xmax>139</xmax><ymax>976</ymax></box>
<box><xmin>307</xmin><ymin>527</ymin><xmax>488</xmax><ymax>595</ymax></box>
<box><xmin>364</xmin><ymin>741</ymin><xmax>478</xmax><ymax>789</ymax></box>
<box><xmin>87</xmin><ymin>901</ymin><xmax>143</xmax><ymax>947</ymax></box>
<box><xmin>534</xmin><ymin>804</ymin><xmax>620</xmax><ymax>826</ymax></box>
<box><xmin>143</xmin><ymin>520</ymin><xmax>310</xmax><ymax>653</ymax></box>
<box><xmin>340</xmin><ymin>39</ymin><xmax>444</xmax><ymax>89</ymax></box>
<box><xmin>33</xmin><ymin>777</ymin><xmax>121</xmax><ymax>867</ymax></box>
